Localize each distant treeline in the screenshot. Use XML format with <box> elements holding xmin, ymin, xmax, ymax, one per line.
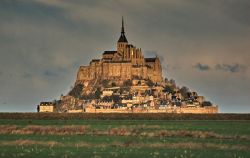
<box><xmin>0</xmin><ymin>113</ymin><xmax>250</xmax><ymax>120</ymax></box>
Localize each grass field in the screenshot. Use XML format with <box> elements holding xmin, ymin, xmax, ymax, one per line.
<box><xmin>0</xmin><ymin>114</ymin><xmax>250</xmax><ymax>158</ymax></box>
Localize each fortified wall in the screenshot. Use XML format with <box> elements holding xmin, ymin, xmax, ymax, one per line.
<box><xmin>84</xmin><ymin>106</ymin><xmax>218</xmax><ymax>114</ymax></box>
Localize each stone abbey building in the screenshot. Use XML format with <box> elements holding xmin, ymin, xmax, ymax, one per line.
<box><xmin>76</xmin><ymin>18</ymin><xmax>163</xmax><ymax>85</ymax></box>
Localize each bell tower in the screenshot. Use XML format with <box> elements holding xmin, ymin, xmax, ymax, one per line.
<box><xmin>117</xmin><ymin>17</ymin><xmax>128</xmax><ymax>58</ymax></box>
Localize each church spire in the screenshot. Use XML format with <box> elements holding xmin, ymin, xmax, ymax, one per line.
<box><xmin>118</xmin><ymin>16</ymin><xmax>128</xmax><ymax>43</ymax></box>
<box><xmin>121</xmin><ymin>16</ymin><xmax>125</xmax><ymax>34</ymax></box>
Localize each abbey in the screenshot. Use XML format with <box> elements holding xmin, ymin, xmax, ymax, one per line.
<box><xmin>76</xmin><ymin>18</ymin><xmax>163</xmax><ymax>84</ymax></box>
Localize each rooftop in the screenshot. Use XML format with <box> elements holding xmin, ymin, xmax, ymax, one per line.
<box><xmin>145</xmin><ymin>58</ymin><xmax>156</xmax><ymax>62</ymax></box>
<box><xmin>103</xmin><ymin>51</ymin><xmax>117</xmax><ymax>55</ymax></box>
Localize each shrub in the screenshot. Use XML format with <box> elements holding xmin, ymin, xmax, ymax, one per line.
<box><xmin>68</xmin><ymin>84</ymin><xmax>83</xmax><ymax>98</ymax></box>
<box><xmin>123</xmin><ymin>79</ymin><xmax>132</xmax><ymax>87</ymax></box>
<box><xmin>111</xmin><ymin>82</ymin><xmax>116</xmax><ymax>87</ymax></box>
<box><xmin>202</xmin><ymin>101</ymin><xmax>212</xmax><ymax>107</ymax></box>
<box><xmin>146</xmin><ymin>79</ymin><xmax>154</xmax><ymax>87</ymax></box>
<box><xmin>101</xmin><ymin>80</ymin><xmax>110</xmax><ymax>88</ymax></box>
<box><xmin>180</xmin><ymin>86</ymin><xmax>190</xmax><ymax>99</ymax></box>
<box><xmin>163</xmin><ymin>85</ymin><xmax>175</xmax><ymax>94</ymax></box>
<box><xmin>95</xmin><ymin>88</ymin><xmax>101</xmax><ymax>99</ymax></box>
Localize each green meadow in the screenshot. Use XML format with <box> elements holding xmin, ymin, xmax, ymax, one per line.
<box><xmin>0</xmin><ymin>114</ymin><xmax>250</xmax><ymax>158</ymax></box>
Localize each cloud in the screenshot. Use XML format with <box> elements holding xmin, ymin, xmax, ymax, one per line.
<box><xmin>43</xmin><ymin>70</ymin><xmax>58</xmax><ymax>77</ymax></box>
<box><xmin>194</xmin><ymin>63</ymin><xmax>211</xmax><ymax>71</ymax></box>
<box><xmin>193</xmin><ymin>63</ymin><xmax>248</xmax><ymax>74</ymax></box>
<box><xmin>215</xmin><ymin>63</ymin><xmax>247</xmax><ymax>73</ymax></box>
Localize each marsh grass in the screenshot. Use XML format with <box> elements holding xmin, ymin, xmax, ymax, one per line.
<box><xmin>0</xmin><ymin>139</ymin><xmax>249</xmax><ymax>151</ymax></box>
<box><xmin>1</xmin><ymin>119</ymin><xmax>250</xmax><ymax>158</ymax></box>
<box><xmin>0</xmin><ymin>125</ymin><xmax>89</xmax><ymax>135</ymax></box>
<box><xmin>1</xmin><ymin>125</ymin><xmax>249</xmax><ymax>141</ymax></box>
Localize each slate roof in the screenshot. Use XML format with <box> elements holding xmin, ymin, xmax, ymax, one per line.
<box><xmin>118</xmin><ymin>34</ymin><xmax>128</xmax><ymax>43</ymax></box>
<box><xmin>145</xmin><ymin>58</ymin><xmax>156</xmax><ymax>62</ymax></box>
<box><xmin>91</xmin><ymin>59</ymin><xmax>100</xmax><ymax>62</ymax></box>
<box><xmin>103</xmin><ymin>51</ymin><xmax>117</xmax><ymax>55</ymax></box>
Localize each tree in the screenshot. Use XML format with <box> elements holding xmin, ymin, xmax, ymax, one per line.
<box><xmin>37</xmin><ymin>105</ymin><xmax>40</xmax><ymax>112</ymax></box>
<box><xmin>180</xmin><ymin>86</ymin><xmax>190</xmax><ymax>99</ymax></box>
<box><xmin>80</xmin><ymin>93</ymin><xmax>95</xmax><ymax>100</ymax></box>
<box><xmin>170</xmin><ymin>79</ymin><xmax>176</xmax><ymax>87</ymax></box>
<box><xmin>202</xmin><ymin>101</ymin><xmax>212</xmax><ymax>107</ymax></box>
<box><xmin>95</xmin><ymin>87</ymin><xmax>101</xmax><ymax>99</ymax></box>
<box><xmin>164</xmin><ymin>78</ymin><xmax>168</xmax><ymax>83</ymax></box>
<box><xmin>111</xmin><ymin>95</ymin><xmax>120</xmax><ymax>103</ymax></box>
<box><xmin>111</xmin><ymin>82</ymin><xmax>116</xmax><ymax>87</ymax></box>
<box><xmin>163</xmin><ymin>85</ymin><xmax>175</xmax><ymax>94</ymax></box>
<box><xmin>68</xmin><ymin>84</ymin><xmax>83</xmax><ymax>98</ymax></box>
<box><xmin>123</xmin><ymin>79</ymin><xmax>132</xmax><ymax>87</ymax></box>
<box><xmin>146</xmin><ymin>79</ymin><xmax>154</xmax><ymax>87</ymax></box>
<box><xmin>101</xmin><ymin>79</ymin><xmax>110</xmax><ymax>88</ymax></box>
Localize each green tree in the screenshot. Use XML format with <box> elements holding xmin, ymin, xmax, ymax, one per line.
<box><xmin>164</xmin><ymin>78</ymin><xmax>169</xmax><ymax>83</ymax></box>
<box><xmin>81</xmin><ymin>93</ymin><xmax>95</xmax><ymax>100</ymax></box>
<box><xmin>123</xmin><ymin>79</ymin><xmax>132</xmax><ymax>87</ymax></box>
<box><xmin>163</xmin><ymin>85</ymin><xmax>175</xmax><ymax>94</ymax></box>
<box><xmin>170</xmin><ymin>79</ymin><xmax>176</xmax><ymax>87</ymax></box>
<box><xmin>111</xmin><ymin>95</ymin><xmax>120</xmax><ymax>103</ymax></box>
<box><xmin>202</xmin><ymin>101</ymin><xmax>212</xmax><ymax>107</ymax></box>
<box><xmin>111</xmin><ymin>82</ymin><xmax>116</xmax><ymax>87</ymax></box>
<box><xmin>146</xmin><ymin>79</ymin><xmax>154</xmax><ymax>87</ymax></box>
<box><xmin>180</xmin><ymin>86</ymin><xmax>190</xmax><ymax>99</ymax></box>
<box><xmin>101</xmin><ymin>79</ymin><xmax>110</xmax><ymax>88</ymax></box>
<box><xmin>68</xmin><ymin>84</ymin><xmax>83</xmax><ymax>98</ymax></box>
<box><xmin>95</xmin><ymin>87</ymin><xmax>101</xmax><ymax>99</ymax></box>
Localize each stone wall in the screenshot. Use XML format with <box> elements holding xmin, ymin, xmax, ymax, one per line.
<box><xmin>76</xmin><ymin>66</ymin><xmax>90</xmax><ymax>81</ymax></box>
<box><xmin>76</xmin><ymin>50</ymin><xmax>163</xmax><ymax>84</ymax></box>
<box><xmin>84</xmin><ymin>106</ymin><xmax>218</xmax><ymax>114</ymax></box>
<box><xmin>76</xmin><ymin>59</ymin><xmax>162</xmax><ymax>84</ymax></box>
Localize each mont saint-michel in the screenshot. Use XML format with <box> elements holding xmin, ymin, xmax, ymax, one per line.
<box><xmin>38</xmin><ymin>18</ymin><xmax>218</xmax><ymax>113</ymax></box>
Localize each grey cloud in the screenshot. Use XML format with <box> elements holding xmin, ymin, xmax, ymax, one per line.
<box><xmin>194</xmin><ymin>63</ymin><xmax>211</xmax><ymax>71</ymax></box>
<box><xmin>215</xmin><ymin>63</ymin><xmax>246</xmax><ymax>73</ymax></box>
<box><xmin>43</xmin><ymin>70</ymin><xmax>58</xmax><ymax>77</ymax></box>
<box><xmin>193</xmin><ymin>63</ymin><xmax>247</xmax><ymax>73</ymax></box>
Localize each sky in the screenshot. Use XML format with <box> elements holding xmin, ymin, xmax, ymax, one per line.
<box><xmin>0</xmin><ymin>0</ymin><xmax>250</xmax><ymax>113</ymax></box>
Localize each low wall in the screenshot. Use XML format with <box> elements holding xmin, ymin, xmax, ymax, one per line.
<box><xmin>85</xmin><ymin>106</ymin><xmax>218</xmax><ymax>114</ymax></box>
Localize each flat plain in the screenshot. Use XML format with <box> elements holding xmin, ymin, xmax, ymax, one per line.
<box><xmin>0</xmin><ymin>113</ymin><xmax>250</xmax><ymax>158</ymax></box>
